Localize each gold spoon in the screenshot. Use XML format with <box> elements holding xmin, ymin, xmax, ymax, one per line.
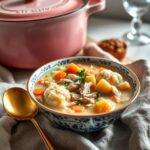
<box><xmin>2</xmin><ymin>87</ymin><xmax>54</xmax><ymax>150</ymax></box>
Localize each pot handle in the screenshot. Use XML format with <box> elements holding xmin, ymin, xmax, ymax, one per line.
<box><xmin>86</xmin><ymin>0</ymin><xmax>105</xmax><ymax>16</ymax></box>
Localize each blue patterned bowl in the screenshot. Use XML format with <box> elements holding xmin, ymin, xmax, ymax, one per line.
<box><xmin>27</xmin><ymin>56</ymin><xmax>140</xmax><ymax>132</ymax></box>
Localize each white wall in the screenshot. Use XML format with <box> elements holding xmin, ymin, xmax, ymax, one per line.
<box><xmin>95</xmin><ymin>0</ymin><xmax>150</xmax><ymax>22</ymax></box>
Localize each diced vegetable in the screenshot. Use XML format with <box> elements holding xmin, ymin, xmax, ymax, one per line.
<box><xmin>54</xmin><ymin>71</ymin><xmax>67</xmax><ymax>80</ymax></box>
<box><xmin>96</xmin><ymin>79</ymin><xmax>112</xmax><ymax>94</ymax></box>
<box><xmin>94</xmin><ymin>99</ymin><xmax>112</xmax><ymax>113</ymax></box>
<box><xmin>118</xmin><ymin>81</ymin><xmax>131</xmax><ymax>91</ymax></box>
<box><xmin>37</xmin><ymin>77</ymin><xmax>52</xmax><ymax>86</ymax></box>
<box><xmin>66</xmin><ymin>63</ymin><xmax>81</xmax><ymax>74</ymax></box>
<box><xmin>86</xmin><ymin>75</ymin><xmax>96</xmax><ymax>85</ymax></box>
<box><xmin>37</xmin><ymin>79</ymin><xmax>45</xmax><ymax>85</ymax></box>
<box><xmin>69</xmin><ymin>105</ymin><xmax>85</xmax><ymax>112</ymax></box>
<box><xmin>33</xmin><ymin>88</ymin><xmax>44</xmax><ymax>96</ymax></box>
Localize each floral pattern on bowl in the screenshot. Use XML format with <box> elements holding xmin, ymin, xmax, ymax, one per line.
<box><xmin>41</xmin><ymin>108</ymin><xmax>124</xmax><ymax>132</ymax></box>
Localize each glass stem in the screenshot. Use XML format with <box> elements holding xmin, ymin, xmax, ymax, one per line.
<box><xmin>130</xmin><ymin>17</ymin><xmax>142</xmax><ymax>37</ymax></box>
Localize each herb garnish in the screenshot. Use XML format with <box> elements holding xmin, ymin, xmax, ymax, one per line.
<box><xmin>76</xmin><ymin>69</ymin><xmax>86</xmax><ymax>84</ymax></box>
<box><xmin>76</xmin><ymin>69</ymin><xmax>85</xmax><ymax>76</ymax></box>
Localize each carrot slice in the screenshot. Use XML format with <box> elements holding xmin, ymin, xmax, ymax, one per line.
<box><xmin>33</xmin><ymin>88</ymin><xmax>44</xmax><ymax>96</ymax></box>
<box><xmin>66</xmin><ymin>63</ymin><xmax>81</xmax><ymax>74</ymax></box>
<box><xmin>36</xmin><ymin>79</ymin><xmax>45</xmax><ymax>85</ymax></box>
<box><xmin>69</xmin><ymin>105</ymin><xmax>85</xmax><ymax>113</ymax></box>
<box><xmin>54</xmin><ymin>71</ymin><xmax>67</xmax><ymax>80</ymax></box>
<box><xmin>36</xmin><ymin>79</ymin><xmax>51</xmax><ymax>86</ymax></box>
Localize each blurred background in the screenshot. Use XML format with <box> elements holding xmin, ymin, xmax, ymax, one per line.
<box><xmin>95</xmin><ymin>0</ymin><xmax>150</xmax><ymax>22</ymax></box>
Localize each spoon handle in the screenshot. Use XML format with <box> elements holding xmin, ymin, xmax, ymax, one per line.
<box><xmin>30</xmin><ymin>118</ymin><xmax>54</xmax><ymax>150</ymax></box>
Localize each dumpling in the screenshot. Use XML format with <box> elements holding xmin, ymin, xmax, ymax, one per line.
<box><xmin>44</xmin><ymin>82</ymin><xmax>71</xmax><ymax>108</ymax></box>
<box><xmin>99</xmin><ymin>69</ymin><xmax>123</xmax><ymax>86</ymax></box>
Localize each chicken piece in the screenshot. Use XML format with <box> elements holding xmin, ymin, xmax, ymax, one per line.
<box><xmin>80</xmin><ymin>82</ymin><xmax>93</xmax><ymax>96</ymax></box>
<box><xmin>83</xmin><ymin>92</ymin><xmax>97</xmax><ymax>99</ymax></box>
<box><xmin>68</xmin><ymin>74</ymin><xmax>80</xmax><ymax>82</ymax></box>
<box><xmin>58</xmin><ymin>78</ymin><xmax>73</xmax><ymax>84</ymax></box>
<box><xmin>111</xmin><ymin>85</ymin><xmax>121</xmax><ymax>97</ymax></box>
<box><xmin>44</xmin><ymin>82</ymin><xmax>71</xmax><ymax>108</ymax></box>
<box><xmin>82</xmin><ymin>97</ymin><xmax>95</xmax><ymax>105</ymax></box>
<box><xmin>70</xmin><ymin>92</ymin><xmax>80</xmax><ymax>101</ymax></box>
<box><xmin>67</xmin><ymin>84</ymin><xmax>80</xmax><ymax>92</ymax></box>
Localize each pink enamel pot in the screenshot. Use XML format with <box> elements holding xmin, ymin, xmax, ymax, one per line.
<box><xmin>0</xmin><ymin>0</ymin><xmax>105</xmax><ymax>68</ymax></box>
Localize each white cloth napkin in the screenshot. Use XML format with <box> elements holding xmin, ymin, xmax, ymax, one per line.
<box><xmin>0</xmin><ymin>43</ymin><xmax>150</xmax><ymax>150</ymax></box>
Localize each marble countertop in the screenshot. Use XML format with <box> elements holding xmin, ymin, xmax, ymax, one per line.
<box><xmin>8</xmin><ymin>17</ymin><xmax>150</xmax><ymax>83</ymax></box>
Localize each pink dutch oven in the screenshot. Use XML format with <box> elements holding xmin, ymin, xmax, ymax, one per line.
<box><xmin>0</xmin><ymin>0</ymin><xmax>105</xmax><ymax>68</ymax></box>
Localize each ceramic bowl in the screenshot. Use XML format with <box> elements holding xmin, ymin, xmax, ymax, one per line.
<box><xmin>27</xmin><ymin>56</ymin><xmax>140</xmax><ymax>132</ymax></box>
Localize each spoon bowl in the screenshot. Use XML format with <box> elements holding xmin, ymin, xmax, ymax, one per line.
<box><xmin>3</xmin><ymin>87</ymin><xmax>38</xmax><ymax>120</ymax></box>
<box><xmin>2</xmin><ymin>87</ymin><xmax>54</xmax><ymax>150</ymax></box>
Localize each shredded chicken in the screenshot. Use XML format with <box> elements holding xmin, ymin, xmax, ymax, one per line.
<box><xmin>70</xmin><ymin>90</ymin><xmax>97</xmax><ymax>105</ymax></box>
<box><xmin>85</xmin><ymin>104</ymin><xmax>93</xmax><ymax>107</ymax></box>
<box><xmin>70</xmin><ymin>92</ymin><xmax>80</xmax><ymax>101</ymax></box>
<box><xmin>68</xmin><ymin>74</ymin><xmax>79</xmax><ymax>82</ymax></box>
<box><xmin>82</xmin><ymin>97</ymin><xmax>95</xmax><ymax>104</ymax></box>
<box><xmin>83</xmin><ymin>92</ymin><xmax>97</xmax><ymax>98</ymax></box>
<box><xmin>67</xmin><ymin>84</ymin><xmax>79</xmax><ymax>92</ymax></box>
<box><xmin>58</xmin><ymin>78</ymin><xmax>73</xmax><ymax>84</ymax></box>
<box><xmin>111</xmin><ymin>85</ymin><xmax>121</xmax><ymax>97</ymax></box>
<box><xmin>80</xmin><ymin>82</ymin><xmax>93</xmax><ymax>96</ymax></box>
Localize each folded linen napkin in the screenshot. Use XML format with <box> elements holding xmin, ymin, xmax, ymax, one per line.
<box><xmin>0</xmin><ymin>43</ymin><xmax>150</xmax><ymax>150</ymax></box>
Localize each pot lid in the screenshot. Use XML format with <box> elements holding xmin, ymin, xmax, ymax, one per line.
<box><xmin>0</xmin><ymin>0</ymin><xmax>85</xmax><ymax>21</ymax></box>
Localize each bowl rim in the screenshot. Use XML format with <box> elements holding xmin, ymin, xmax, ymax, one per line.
<box><xmin>27</xmin><ymin>56</ymin><xmax>141</xmax><ymax>118</ymax></box>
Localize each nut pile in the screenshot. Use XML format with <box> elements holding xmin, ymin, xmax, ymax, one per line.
<box><xmin>97</xmin><ymin>38</ymin><xmax>127</xmax><ymax>61</ymax></box>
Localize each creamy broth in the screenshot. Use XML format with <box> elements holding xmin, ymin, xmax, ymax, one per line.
<box><xmin>33</xmin><ymin>63</ymin><xmax>132</xmax><ymax>115</ymax></box>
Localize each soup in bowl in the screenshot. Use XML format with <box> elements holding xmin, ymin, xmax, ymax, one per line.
<box><xmin>27</xmin><ymin>57</ymin><xmax>140</xmax><ymax>132</ymax></box>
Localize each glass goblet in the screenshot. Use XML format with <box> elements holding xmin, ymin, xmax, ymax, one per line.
<box><xmin>122</xmin><ymin>0</ymin><xmax>150</xmax><ymax>46</ymax></box>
